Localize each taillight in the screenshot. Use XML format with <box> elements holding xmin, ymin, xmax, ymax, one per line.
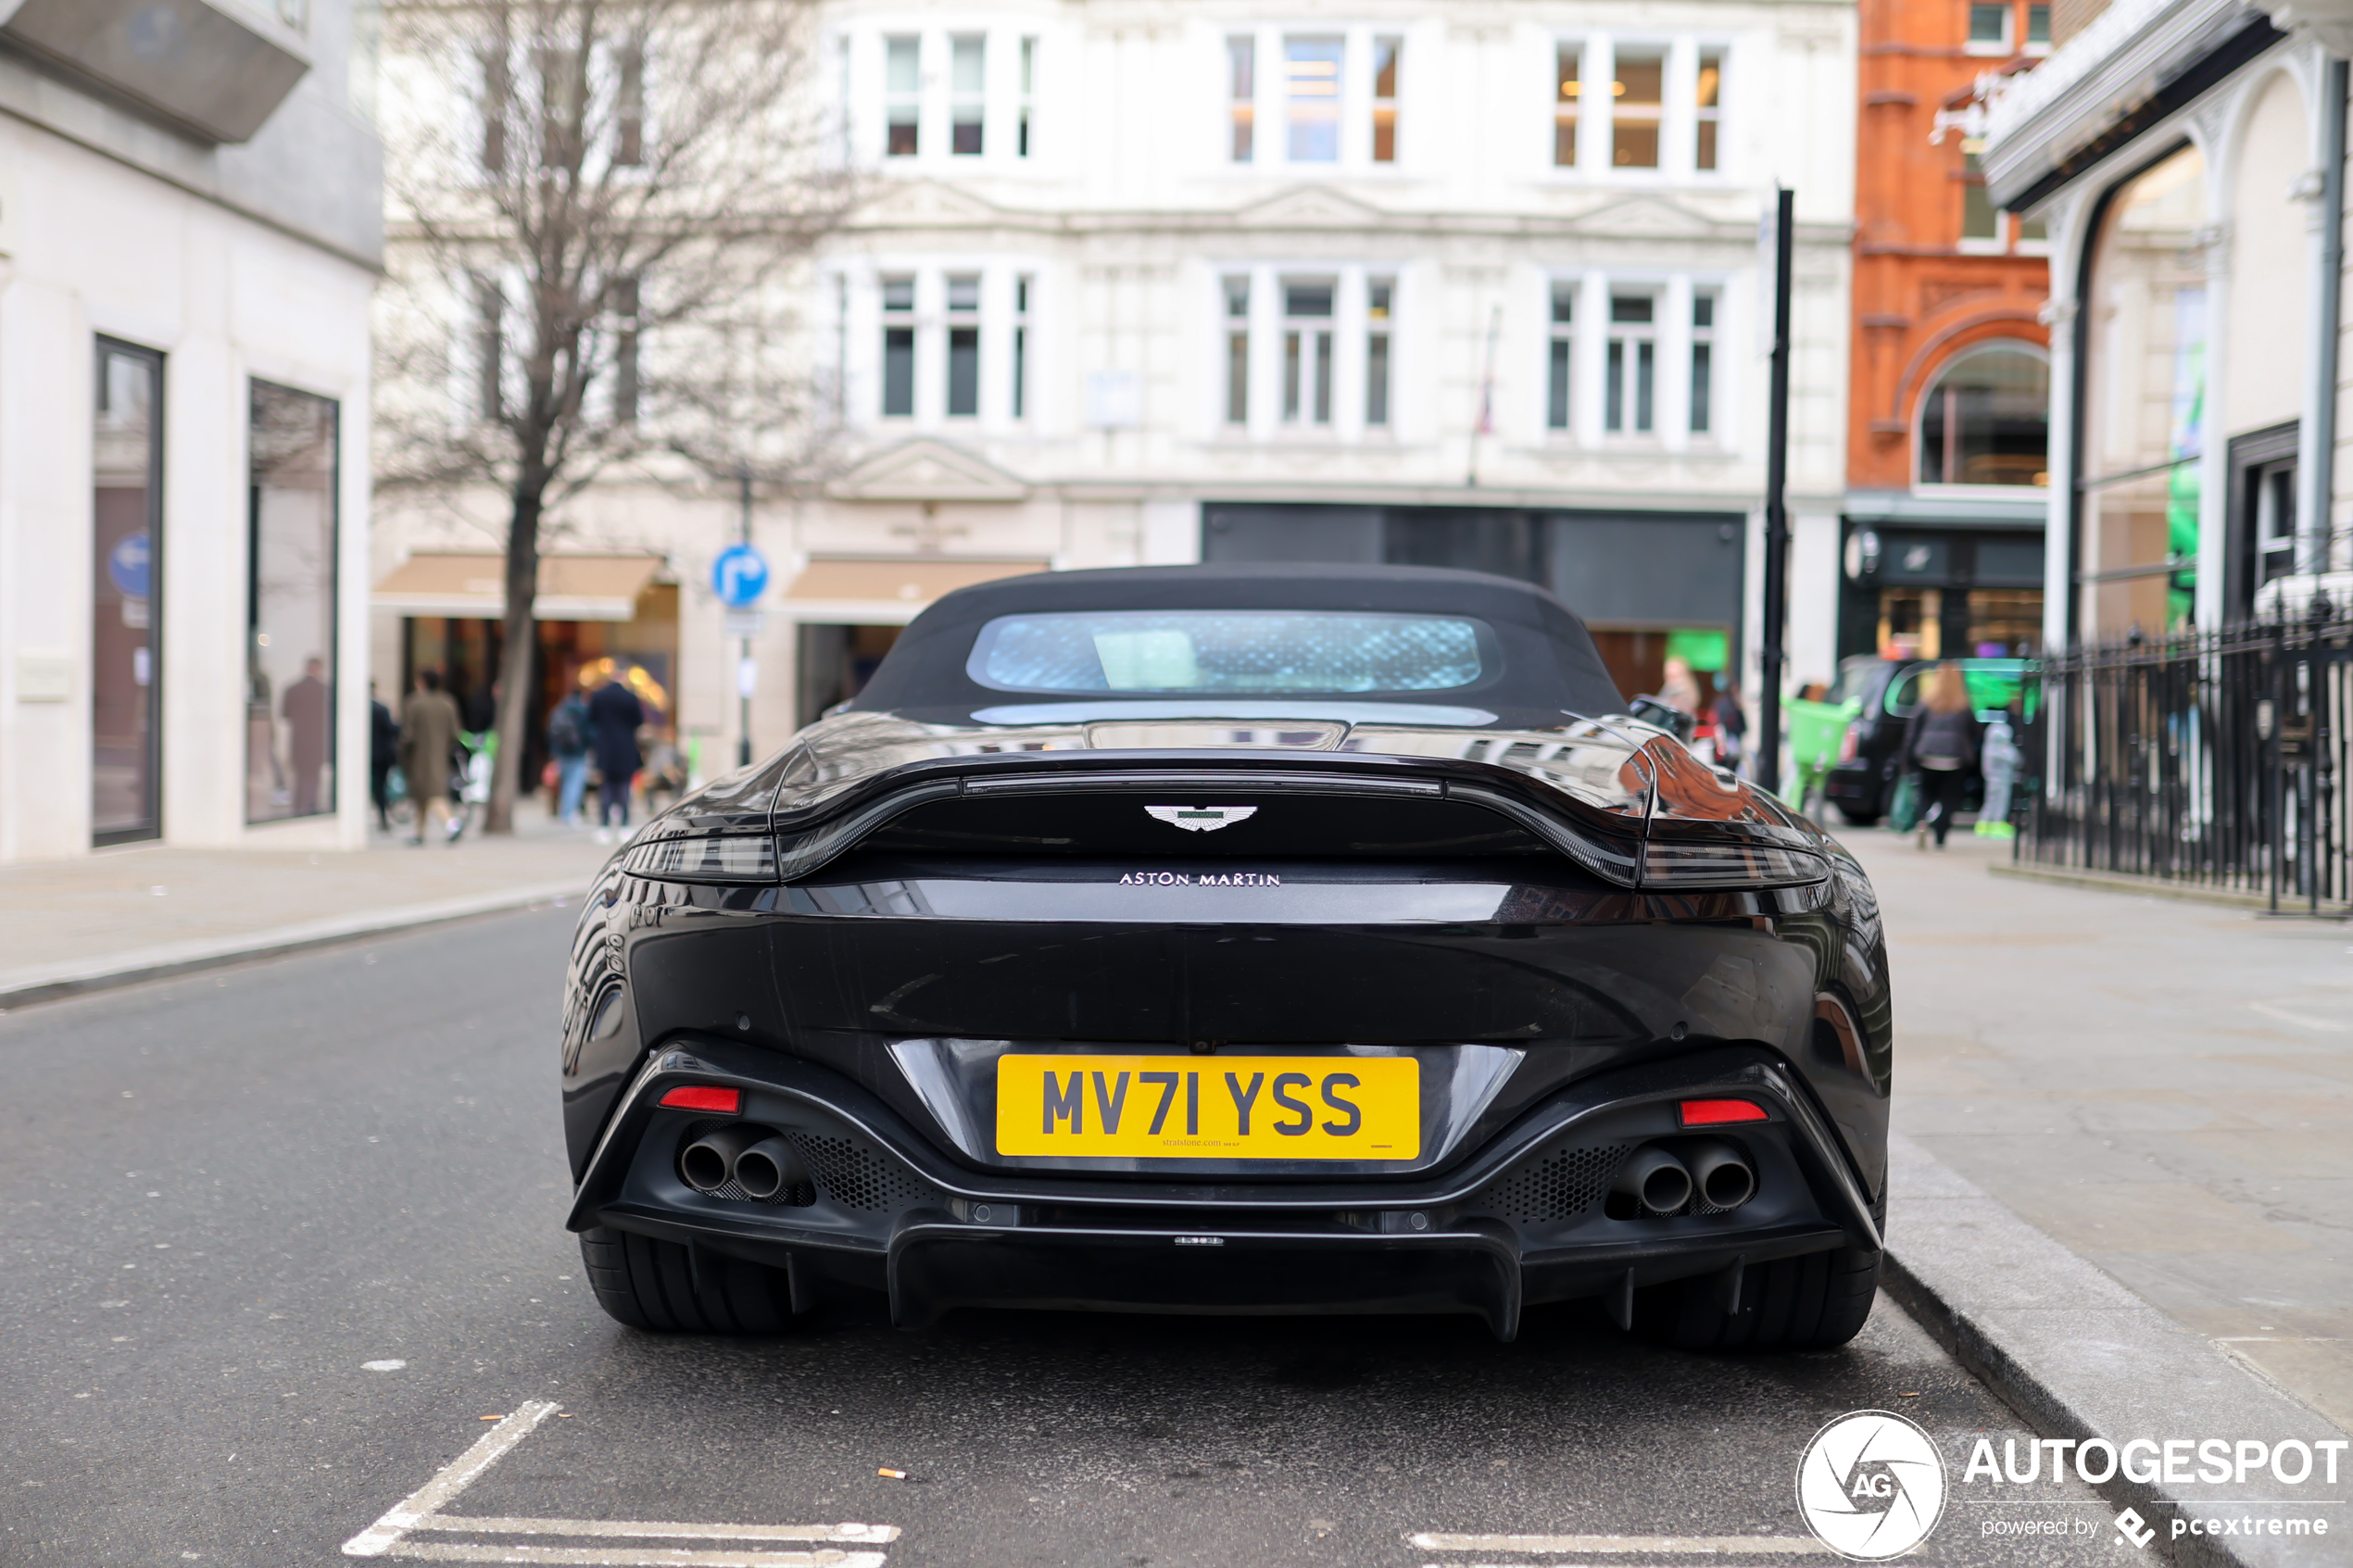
<box><xmin>659</xmin><ymin>1085</ymin><xmax>742</xmax><ymax>1113</ymax></box>
<box><xmin>1679</xmin><ymin>1098</ymin><xmax>1768</xmax><ymax>1126</ymax></box>
<box><xmin>1837</xmin><ymin>722</ymin><xmax>1862</xmax><ymax>765</ymax></box>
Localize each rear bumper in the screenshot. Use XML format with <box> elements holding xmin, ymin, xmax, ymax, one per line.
<box><xmin>570</xmin><ymin>1035</ymin><xmax>1881</xmax><ymax>1341</ymax></box>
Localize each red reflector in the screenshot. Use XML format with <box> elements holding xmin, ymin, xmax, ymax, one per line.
<box><xmin>660</xmin><ymin>1085</ymin><xmax>741</xmax><ymax>1114</ymax></box>
<box><xmin>1680</xmin><ymin>1098</ymin><xmax>1768</xmax><ymax>1126</ymax></box>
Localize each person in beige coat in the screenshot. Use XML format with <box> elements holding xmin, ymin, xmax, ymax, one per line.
<box><xmin>397</xmin><ymin>669</ymin><xmax>463</xmax><ymax>846</ymax></box>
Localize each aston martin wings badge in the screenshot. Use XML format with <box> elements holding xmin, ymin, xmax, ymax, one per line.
<box><xmin>1144</xmin><ymin>805</ymin><xmax>1259</xmax><ymax>833</ymax></box>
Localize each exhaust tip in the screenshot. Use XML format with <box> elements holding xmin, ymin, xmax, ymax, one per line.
<box><xmin>679</xmin><ymin>1124</ymin><xmax>763</xmax><ymax>1195</ymax></box>
<box><xmin>733</xmin><ymin>1135</ymin><xmax>809</xmax><ymax>1200</ymax></box>
<box><xmin>1615</xmin><ymin>1145</ymin><xmax>1693</xmax><ymax>1216</ymax></box>
<box><xmin>1685</xmin><ymin>1137</ymin><xmax>1757</xmax><ymax>1210</ymax></box>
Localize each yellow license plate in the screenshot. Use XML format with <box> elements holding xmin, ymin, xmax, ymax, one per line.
<box><xmin>994</xmin><ymin>1054</ymin><xmax>1420</xmax><ymax>1160</ymax></box>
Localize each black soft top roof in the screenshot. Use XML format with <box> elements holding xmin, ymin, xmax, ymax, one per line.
<box><xmin>847</xmin><ymin>562</ymin><xmax>1627</xmax><ymax>726</ymax></box>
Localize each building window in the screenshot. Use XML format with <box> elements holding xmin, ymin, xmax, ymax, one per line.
<box><xmin>1554</xmin><ymin>44</ymin><xmax>1580</xmax><ymax>167</ymax></box>
<box><xmin>538</xmin><ymin>45</ymin><xmax>581</xmax><ymax>168</ymax></box>
<box><xmin>1282</xmin><ymin>280</ymin><xmax>1334</xmax><ymax>424</ymax></box>
<box><xmin>1961</xmin><ymin>149</ymin><xmax>2000</xmax><ymax>244</ymax></box>
<box><xmin>1225</xmin><ymin>276</ymin><xmax>1251</xmax><ymax>424</ymax></box>
<box><xmin>612</xmin><ymin>276</ymin><xmax>640</xmax><ymax>425</ymax></box>
<box><xmin>247</xmin><ymin>382</ymin><xmax>339</xmax><ymax>825</ymax></box>
<box><xmin>1018</xmin><ymin>36</ymin><xmax>1037</xmax><ymax>157</ymax></box>
<box><xmin>1228</xmin><ymin>37</ymin><xmax>1254</xmax><ymax>162</ymax></box>
<box><xmin>1286</xmin><ymin>37</ymin><xmax>1341</xmax><ymax>162</ymax></box>
<box><xmin>1366</xmin><ymin>279</ymin><xmax>1392</xmax><ymax>426</ymax></box>
<box><xmin>1612</xmin><ymin>49</ymin><xmax>1664</xmax><ymax>169</ymax></box>
<box><xmin>1605</xmin><ymin>294</ymin><xmax>1655</xmax><ymax>433</ymax></box>
<box><xmin>2025</xmin><ymin>4</ymin><xmax>2052</xmax><ymax>49</ymax></box>
<box><xmin>1694</xmin><ymin>49</ymin><xmax>1724</xmax><ymax>171</ymax></box>
<box><xmin>1690</xmin><ymin>292</ymin><xmax>1716</xmax><ymax>434</ymax></box>
<box><xmin>1013</xmin><ymin>275</ymin><xmax>1031</xmax><ymax>419</ymax></box>
<box><xmin>950</xmin><ymin>35</ymin><xmax>984</xmax><ymax>156</ymax></box>
<box><xmin>478</xmin><ymin>45</ymin><xmax>510</xmax><ymax>172</ymax></box>
<box><xmin>615</xmin><ymin>42</ymin><xmax>644</xmax><ymax>166</ymax></box>
<box><xmin>946</xmin><ymin>274</ymin><xmax>980</xmax><ymax>416</ymax></box>
<box><xmin>1966</xmin><ymin>3</ymin><xmax>2013</xmax><ymax>54</ymax></box>
<box><xmin>1371</xmin><ymin>37</ymin><xmax>1400</xmax><ymax>163</ymax></box>
<box><xmin>881</xmin><ymin>275</ymin><xmax>914</xmax><ymax>416</ymax></box>
<box><xmin>885</xmin><ymin>36</ymin><xmax>919</xmax><ymax>157</ymax></box>
<box><xmin>1547</xmin><ymin>284</ymin><xmax>1575</xmax><ymax>430</ymax></box>
<box><xmin>93</xmin><ymin>339</ymin><xmax>164</xmax><ymax>846</ymax></box>
<box><xmin>1918</xmin><ymin>345</ymin><xmax>2048</xmax><ymax>485</ymax></box>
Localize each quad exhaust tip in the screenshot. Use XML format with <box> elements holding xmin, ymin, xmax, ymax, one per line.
<box><xmin>1683</xmin><ymin>1137</ymin><xmax>1756</xmax><ymax>1210</ymax></box>
<box><xmin>681</xmin><ymin>1123</ymin><xmax>812</xmax><ymax>1198</ymax></box>
<box><xmin>1614</xmin><ymin>1145</ymin><xmax>1693</xmax><ymax>1216</ymax></box>
<box><xmin>1611</xmin><ymin>1139</ymin><xmax>1759</xmax><ymax>1216</ymax></box>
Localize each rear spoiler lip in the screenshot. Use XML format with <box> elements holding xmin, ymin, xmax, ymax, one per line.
<box><xmin>768</xmin><ymin>748</ymin><xmax>1650</xmax><ymax>887</ymax></box>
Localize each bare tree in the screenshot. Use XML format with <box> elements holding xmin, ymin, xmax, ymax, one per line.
<box><xmin>378</xmin><ymin>0</ymin><xmax>856</xmax><ymax>834</ymax></box>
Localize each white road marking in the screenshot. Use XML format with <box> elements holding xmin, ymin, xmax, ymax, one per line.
<box><xmin>409</xmin><ymin>1520</ymin><xmax>896</xmax><ymax>1544</ymax></box>
<box><xmin>384</xmin><ymin>1548</ymin><xmax>885</xmax><ymax>1567</ymax></box>
<box><xmin>381</xmin><ymin>1551</ymin><xmax>885</xmax><ymax>1561</ymax></box>
<box><xmin>2248</xmin><ymin>1001</ymin><xmax>2350</xmax><ymax>1033</ymax></box>
<box><xmin>1410</xmin><ymin>1535</ymin><xmax>1827</xmax><ymax>1555</ymax></box>
<box><xmin>340</xmin><ymin>1401</ymin><xmax>897</xmax><ymax>1568</ymax></box>
<box><xmin>346</xmin><ymin>1403</ymin><xmax>565</xmax><ymax>1556</ymax></box>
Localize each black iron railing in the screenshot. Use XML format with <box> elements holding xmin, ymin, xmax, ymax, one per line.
<box><xmin>2017</xmin><ymin>617</ymin><xmax>2352</xmax><ymax>911</ymax></box>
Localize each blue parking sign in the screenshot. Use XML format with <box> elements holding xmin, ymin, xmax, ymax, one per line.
<box><xmin>711</xmin><ymin>544</ymin><xmax>769</xmax><ymax>608</ymax></box>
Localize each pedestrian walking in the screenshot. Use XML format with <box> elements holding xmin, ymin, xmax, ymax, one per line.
<box><xmin>547</xmin><ymin>676</ymin><xmax>593</xmax><ymax>828</ymax></box>
<box><xmin>369</xmin><ymin>681</ymin><xmax>399</xmax><ymax>831</ymax></box>
<box><xmin>1977</xmin><ymin>702</ymin><xmax>2021</xmax><ymax>839</ymax></box>
<box><xmin>587</xmin><ymin>669</ymin><xmax>647</xmax><ymax>843</ymax></box>
<box><xmin>1659</xmin><ymin>656</ymin><xmax>1704</xmax><ymax>718</ymax></box>
<box><xmin>398</xmin><ymin>669</ymin><xmax>463</xmax><ymax>847</ymax></box>
<box><xmin>282</xmin><ymin>656</ymin><xmax>332</xmax><ymax>818</ymax></box>
<box><xmin>1710</xmin><ymin>678</ymin><xmax>1746</xmax><ymax>769</ymax></box>
<box><xmin>1902</xmin><ymin>662</ymin><xmax>1981</xmax><ymax>850</ymax></box>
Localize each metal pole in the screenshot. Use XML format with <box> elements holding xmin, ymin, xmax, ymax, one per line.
<box><xmin>736</xmin><ymin>463</ymin><xmax>753</xmax><ymax>769</ymax></box>
<box><xmin>2302</xmin><ymin>57</ymin><xmax>2347</xmax><ymax>577</ymax></box>
<box><xmin>1757</xmin><ymin>187</ymin><xmax>1795</xmax><ymax>795</ymax></box>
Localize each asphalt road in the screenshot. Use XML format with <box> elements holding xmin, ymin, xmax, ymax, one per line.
<box><xmin>1</xmin><ymin>908</ymin><xmax>2119</xmax><ymax>1568</ymax></box>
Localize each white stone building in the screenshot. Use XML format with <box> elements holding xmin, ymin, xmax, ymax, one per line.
<box><xmin>0</xmin><ymin>0</ymin><xmax>382</xmax><ymax>862</ymax></box>
<box><xmin>373</xmin><ymin>0</ymin><xmax>1856</xmax><ymax>777</ymax></box>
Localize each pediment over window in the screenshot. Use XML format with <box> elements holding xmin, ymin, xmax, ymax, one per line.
<box><xmin>1569</xmin><ymin>195</ymin><xmax>1722</xmax><ymax>239</ymax></box>
<box><xmin>826</xmin><ymin>438</ymin><xmax>1029</xmax><ymax>503</ymax></box>
<box><xmin>859</xmin><ymin>179</ymin><xmax>1008</xmax><ymax>227</ymax></box>
<box><xmin>1234</xmin><ymin>185</ymin><xmax>1389</xmax><ymax>230</ymax></box>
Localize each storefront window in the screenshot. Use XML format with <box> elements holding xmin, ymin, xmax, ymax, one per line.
<box><xmin>1918</xmin><ymin>345</ymin><xmax>2047</xmax><ymax>485</ymax></box>
<box><xmin>247</xmin><ymin>383</ymin><xmax>339</xmax><ymax>822</ymax></box>
<box><xmin>2082</xmin><ymin>143</ymin><xmax>2207</xmax><ymax>634</ymax></box>
<box><xmin>93</xmin><ymin>340</ymin><xmax>163</xmax><ymax>845</ymax></box>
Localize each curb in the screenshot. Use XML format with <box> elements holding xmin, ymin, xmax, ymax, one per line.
<box><xmin>1881</xmin><ymin>1133</ymin><xmax>2348</xmax><ymax>1568</ymax></box>
<box><xmin>0</xmin><ymin>881</ymin><xmax>586</xmax><ymax>1011</ymax></box>
<box><xmin>1986</xmin><ymin>860</ymin><xmax>2345</xmax><ymax>916</ymax></box>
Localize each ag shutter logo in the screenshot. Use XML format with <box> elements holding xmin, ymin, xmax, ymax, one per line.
<box><xmin>1796</xmin><ymin>1410</ymin><xmax>1948</xmax><ymax>1561</ymax></box>
<box><xmin>1144</xmin><ymin>805</ymin><xmax>1258</xmax><ymax>834</ymax></box>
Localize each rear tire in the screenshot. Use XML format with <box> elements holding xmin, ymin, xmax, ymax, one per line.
<box><xmin>577</xmin><ymin>1226</ymin><xmax>803</xmax><ymax>1334</ymax></box>
<box><xmin>1629</xmin><ymin>1245</ymin><xmax>1881</xmax><ymax>1351</ymax></box>
<box><xmin>1834</xmin><ymin>805</ymin><xmax>1881</xmax><ymax>828</ymax></box>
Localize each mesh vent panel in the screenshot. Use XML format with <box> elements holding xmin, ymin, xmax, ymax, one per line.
<box><xmin>1475</xmin><ymin>1142</ymin><xmax>1629</xmax><ymax>1225</ymax></box>
<box><xmin>677</xmin><ymin>1119</ymin><xmax>815</xmax><ymax>1207</ymax></box>
<box><xmin>789</xmin><ymin>1131</ymin><xmax>940</xmax><ymax>1212</ymax></box>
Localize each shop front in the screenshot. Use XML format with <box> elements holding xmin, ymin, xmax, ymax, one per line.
<box><xmin>1837</xmin><ymin>497</ymin><xmax>2046</xmax><ymax>662</ymax></box>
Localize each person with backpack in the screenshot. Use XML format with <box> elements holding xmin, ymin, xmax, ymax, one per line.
<box><xmin>1902</xmin><ymin>662</ymin><xmax>1982</xmax><ymax>850</ymax></box>
<box><xmin>547</xmin><ymin>675</ymin><xmax>593</xmax><ymax>828</ymax></box>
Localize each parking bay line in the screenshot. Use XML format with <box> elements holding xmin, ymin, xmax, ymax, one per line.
<box><xmin>341</xmin><ymin>1400</ymin><xmax>895</xmax><ymax>1568</ymax></box>
<box><xmin>1411</xmin><ymin>1535</ymin><xmax>1828</xmax><ymax>1556</ymax></box>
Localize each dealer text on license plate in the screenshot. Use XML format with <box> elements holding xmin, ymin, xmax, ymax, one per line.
<box><xmin>993</xmin><ymin>1054</ymin><xmax>1419</xmax><ymax>1160</ymax></box>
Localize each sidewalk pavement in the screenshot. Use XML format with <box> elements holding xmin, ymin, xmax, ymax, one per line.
<box><xmin>1844</xmin><ymin>824</ymin><xmax>2353</xmax><ymax>1435</ymax></box>
<box><xmin>0</xmin><ymin>803</ymin><xmax>614</xmax><ymax>1008</ymax></box>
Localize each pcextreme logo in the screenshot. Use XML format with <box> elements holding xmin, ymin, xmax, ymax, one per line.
<box><xmin>1796</xmin><ymin>1410</ymin><xmax>1948</xmax><ymax>1561</ymax></box>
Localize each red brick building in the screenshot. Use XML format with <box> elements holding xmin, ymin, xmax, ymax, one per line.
<box><xmin>1843</xmin><ymin>0</ymin><xmax>2052</xmax><ymax>663</ymax></box>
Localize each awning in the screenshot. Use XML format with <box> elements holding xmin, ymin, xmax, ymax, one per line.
<box><xmin>785</xmin><ymin>557</ymin><xmax>1049</xmax><ymax>608</ymax></box>
<box><xmin>372</xmin><ymin>553</ymin><xmax>665</xmax><ymax>622</ymax></box>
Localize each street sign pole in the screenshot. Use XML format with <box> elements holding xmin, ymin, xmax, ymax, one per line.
<box><xmin>1758</xmin><ymin>187</ymin><xmax>1794</xmax><ymax>797</ymax></box>
<box><xmin>736</xmin><ymin>465</ymin><xmax>754</xmax><ymax>769</ymax></box>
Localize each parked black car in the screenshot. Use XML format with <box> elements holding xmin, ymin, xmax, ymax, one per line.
<box><xmin>559</xmin><ymin>564</ymin><xmax>1893</xmax><ymax>1350</ymax></box>
<box><xmin>1820</xmin><ymin>657</ymin><xmax>2029</xmax><ymax>825</ymax></box>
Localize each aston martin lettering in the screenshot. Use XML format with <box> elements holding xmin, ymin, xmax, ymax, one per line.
<box><xmin>1145</xmin><ymin>805</ymin><xmax>1259</xmax><ymax>833</ymax></box>
<box><xmin>1118</xmin><ymin>871</ymin><xmax>1282</xmax><ymax>886</ymax></box>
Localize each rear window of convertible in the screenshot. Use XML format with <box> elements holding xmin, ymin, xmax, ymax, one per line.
<box><xmin>966</xmin><ymin>609</ymin><xmax>1494</xmax><ymax>695</ymax></box>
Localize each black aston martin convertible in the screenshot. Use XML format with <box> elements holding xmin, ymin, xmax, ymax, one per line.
<box><xmin>560</xmin><ymin>564</ymin><xmax>1892</xmax><ymax>1349</ymax></box>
